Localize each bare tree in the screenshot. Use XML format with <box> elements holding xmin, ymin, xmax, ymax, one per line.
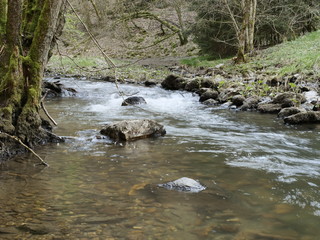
<box><xmin>223</xmin><ymin>0</ymin><xmax>257</xmax><ymax>62</ymax></box>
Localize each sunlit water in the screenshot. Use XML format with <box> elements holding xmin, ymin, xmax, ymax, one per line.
<box><xmin>0</xmin><ymin>77</ymin><xmax>319</xmax><ymax>239</ymax></box>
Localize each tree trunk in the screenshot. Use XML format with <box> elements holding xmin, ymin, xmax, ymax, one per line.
<box><xmin>173</xmin><ymin>0</ymin><xmax>188</xmax><ymax>46</ymax></box>
<box><xmin>0</xmin><ymin>0</ymin><xmax>66</xmax><ymax>160</ymax></box>
<box><xmin>235</xmin><ymin>0</ymin><xmax>257</xmax><ymax>63</ymax></box>
<box><xmin>0</xmin><ymin>0</ymin><xmax>6</xmax><ymax>40</ymax></box>
<box><xmin>235</xmin><ymin>0</ymin><xmax>247</xmax><ymax>63</ymax></box>
<box><xmin>247</xmin><ymin>0</ymin><xmax>256</xmax><ymax>53</ymax></box>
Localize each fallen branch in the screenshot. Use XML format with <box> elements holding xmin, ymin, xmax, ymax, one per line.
<box><xmin>41</xmin><ymin>101</ymin><xmax>57</xmax><ymax>126</ymax></box>
<box><xmin>40</xmin><ymin>91</ymin><xmax>57</xmax><ymax>126</ymax></box>
<box><xmin>0</xmin><ymin>132</ymin><xmax>49</xmax><ymax>167</ymax></box>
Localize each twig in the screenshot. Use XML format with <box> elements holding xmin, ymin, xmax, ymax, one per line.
<box><xmin>0</xmin><ymin>132</ymin><xmax>49</xmax><ymax>167</ymax></box>
<box><xmin>56</xmin><ymin>41</ymin><xmax>66</xmax><ymax>72</ymax></box>
<box><xmin>66</xmin><ymin>0</ymin><xmax>127</xmax><ymax>100</ymax></box>
<box><xmin>66</xmin><ymin>0</ymin><xmax>115</xmax><ymax>68</ymax></box>
<box><xmin>0</xmin><ymin>44</ymin><xmax>4</xmax><ymax>56</ymax></box>
<box><xmin>41</xmin><ymin>101</ymin><xmax>57</xmax><ymax>126</ymax></box>
<box><xmin>40</xmin><ymin>91</ymin><xmax>57</xmax><ymax>126</ymax></box>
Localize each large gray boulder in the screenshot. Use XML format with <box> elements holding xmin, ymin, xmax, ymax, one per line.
<box><xmin>284</xmin><ymin>111</ymin><xmax>320</xmax><ymax>124</ymax></box>
<box><xmin>158</xmin><ymin>177</ymin><xmax>206</xmax><ymax>193</ymax></box>
<box><xmin>100</xmin><ymin>119</ymin><xmax>166</xmax><ymax>141</ymax></box>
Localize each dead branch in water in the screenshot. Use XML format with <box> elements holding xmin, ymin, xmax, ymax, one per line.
<box><xmin>40</xmin><ymin>91</ymin><xmax>58</xmax><ymax>126</ymax></box>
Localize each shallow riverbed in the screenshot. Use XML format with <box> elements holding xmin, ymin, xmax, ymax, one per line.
<box><xmin>0</xmin><ymin>78</ymin><xmax>319</xmax><ymax>239</ymax></box>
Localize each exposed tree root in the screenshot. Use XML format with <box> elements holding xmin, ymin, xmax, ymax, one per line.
<box><xmin>0</xmin><ymin>132</ymin><xmax>49</xmax><ymax>167</ymax></box>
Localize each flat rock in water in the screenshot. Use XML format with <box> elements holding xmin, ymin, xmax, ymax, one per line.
<box><xmin>100</xmin><ymin>119</ymin><xmax>166</xmax><ymax>141</ymax></box>
<box><xmin>158</xmin><ymin>177</ymin><xmax>206</xmax><ymax>193</ymax></box>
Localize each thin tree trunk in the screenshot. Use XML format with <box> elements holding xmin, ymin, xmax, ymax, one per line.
<box><xmin>248</xmin><ymin>0</ymin><xmax>257</xmax><ymax>52</ymax></box>
<box><xmin>0</xmin><ymin>0</ymin><xmax>7</xmax><ymax>40</ymax></box>
<box><xmin>235</xmin><ymin>0</ymin><xmax>246</xmax><ymax>63</ymax></box>
<box><xmin>173</xmin><ymin>0</ymin><xmax>188</xmax><ymax>45</ymax></box>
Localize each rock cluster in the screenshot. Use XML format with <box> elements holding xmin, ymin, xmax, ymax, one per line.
<box><xmin>160</xmin><ymin>74</ymin><xmax>320</xmax><ymax>125</ymax></box>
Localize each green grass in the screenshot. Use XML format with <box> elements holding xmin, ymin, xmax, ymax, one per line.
<box><xmin>180</xmin><ymin>55</ymin><xmax>230</xmax><ymax>67</ymax></box>
<box><xmin>254</xmin><ymin>30</ymin><xmax>320</xmax><ymax>76</ymax></box>
<box><xmin>181</xmin><ymin>30</ymin><xmax>320</xmax><ymax>79</ymax></box>
<box><xmin>47</xmin><ymin>55</ymin><xmax>171</xmax><ymax>82</ymax></box>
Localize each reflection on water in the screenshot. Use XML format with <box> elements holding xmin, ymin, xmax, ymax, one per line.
<box><xmin>0</xmin><ymin>78</ymin><xmax>319</xmax><ymax>239</ymax></box>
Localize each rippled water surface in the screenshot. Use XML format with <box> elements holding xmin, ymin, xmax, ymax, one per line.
<box><xmin>0</xmin><ymin>78</ymin><xmax>319</xmax><ymax>239</ymax></box>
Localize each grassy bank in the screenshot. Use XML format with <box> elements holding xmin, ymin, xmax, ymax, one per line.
<box><xmin>181</xmin><ymin>30</ymin><xmax>320</xmax><ymax>81</ymax></box>
<box><xmin>47</xmin><ymin>31</ymin><xmax>320</xmax><ymax>86</ymax></box>
<box><xmin>46</xmin><ymin>55</ymin><xmax>171</xmax><ymax>83</ymax></box>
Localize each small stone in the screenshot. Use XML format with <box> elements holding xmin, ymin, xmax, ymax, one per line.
<box><xmin>158</xmin><ymin>177</ymin><xmax>206</xmax><ymax>193</ymax></box>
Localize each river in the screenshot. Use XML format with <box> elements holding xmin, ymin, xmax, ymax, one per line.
<box><xmin>0</xmin><ymin>77</ymin><xmax>319</xmax><ymax>239</ymax></box>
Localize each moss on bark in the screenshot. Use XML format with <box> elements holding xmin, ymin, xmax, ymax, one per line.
<box><xmin>0</xmin><ymin>0</ymin><xmax>7</xmax><ymax>38</ymax></box>
<box><xmin>0</xmin><ymin>0</ymin><xmax>66</xmax><ymax>160</ymax></box>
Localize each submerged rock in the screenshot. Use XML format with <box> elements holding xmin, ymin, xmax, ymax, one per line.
<box><xmin>278</xmin><ymin>107</ymin><xmax>306</xmax><ymax>119</ymax></box>
<box><xmin>284</xmin><ymin>111</ymin><xmax>320</xmax><ymax>124</ymax></box>
<box><xmin>121</xmin><ymin>96</ymin><xmax>147</xmax><ymax>106</ymax></box>
<box><xmin>100</xmin><ymin>119</ymin><xmax>166</xmax><ymax>141</ymax></box>
<box><xmin>158</xmin><ymin>177</ymin><xmax>206</xmax><ymax>193</ymax></box>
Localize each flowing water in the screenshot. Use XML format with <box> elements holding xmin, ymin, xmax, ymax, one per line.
<box><xmin>0</xmin><ymin>77</ymin><xmax>319</xmax><ymax>240</ymax></box>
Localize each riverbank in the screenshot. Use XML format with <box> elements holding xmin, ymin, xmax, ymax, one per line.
<box><xmin>46</xmin><ymin>31</ymin><xmax>320</xmax><ymax>125</ymax></box>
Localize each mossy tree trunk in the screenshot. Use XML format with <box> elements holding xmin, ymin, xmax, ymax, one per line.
<box><xmin>0</xmin><ymin>0</ymin><xmax>7</xmax><ymax>41</ymax></box>
<box><xmin>0</xmin><ymin>0</ymin><xmax>66</xmax><ymax>158</ymax></box>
